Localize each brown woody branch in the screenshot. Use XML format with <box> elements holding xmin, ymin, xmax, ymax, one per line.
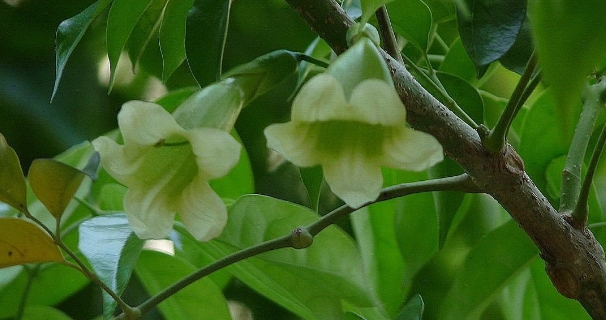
<box><xmin>284</xmin><ymin>0</ymin><xmax>606</xmax><ymax>318</ymax></box>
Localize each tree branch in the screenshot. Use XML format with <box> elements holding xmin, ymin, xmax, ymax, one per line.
<box><xmin>285</xmin><ymin>0</ymin><xmax>606</xmax><ymax>317</ymax></box>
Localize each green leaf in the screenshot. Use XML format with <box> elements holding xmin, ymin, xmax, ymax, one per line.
<box><xmin>299</xmin><ymin>166</ymin><xmax>324</xmax><ymax>210</ymax></box>
<box><xmin>529</xmin><ymin>0</ymin><xmax>606</xmax><ymax>121</ymax></box>
<box><xmin>159</xmin><ymin>0</ymin><xmax>195</xmax><ymax>81</ymax></box>
<box><xmin>350</xmin><ymin>169</ymin><xmax>408</xmax><ymax>316</ymax></box>
<box><xmin>0</xmin><ymin>218</ymin><xmax>64</xmax><ymax>268</ymax></box>
<box><xmin>22</xmin><ymin>305</ymin><xmax>73</xmax><ymax>320</ymax></box>
<box><xmin>439</xmin><ymin>38</ymin><xmax>477</xmax><ymax>84</ymax></box>
<box><xmin>387</xmin><ymin>0</ymin><xmax>432</xmax><ymax>52</ymax></box>
<box><xmin>135</xmin><ymin>250</ymin><xmax>231</xmax><ymax>320</ymax></box>
<box><xmin>78</xmin><ymin>214</ymin><xmax>145</xmax><ymax>319</ymax></box>
<box><xmin>126</xmin><ymin>0</ymin><xmax>169</xmax><ymax>70</ymax></box>
<box><xmin>438</xmin><ymin>220</ymin><xmax>537</xmax><ymax>320</ymax></box>
<box><xmin>436</xmin><ymin>71</ymin><xmax>484</xmax><ymax>125</ymax></box>
<box><xmin>29</xmin><ymin>159</ymin><xmax>86</xmax><ymax>220</ymax></box>
<box><xmin>0</xmin><ymin>133</ymin><xmax>27</xmax><ymax>212</ymax></box>
<box><xmin>106</xmin><ymin>0</ymin><xmax>155</xmax><ymax>90</ymax></box>
<box><xmin>393</xmin><ymin>170</ymin><xmax>439</xmax><ymax>288</ymax></box>
<box><xmin>185</xmin><ymin>0</ymin><xmax>231</xmax><ymax>87</ymax></box>
<box><xmin>180</xmin><ymin>195</ymin><xmax>375</xmax><ymax>320</ymax></box>
<box><xmin>359</xmin><ymin>0</ymin><xmax>393</xmax><ymax>24</ymax></box>
<box><xmin>457</xmin><ymin>0</ymin><xmax>527</xmax><ymax>75</ymax></box>
<box><xmin>498</xmin><ymin>17</ymin><xmax>534</xmax><ymax>75</ymax></box>
<box><xmin>528</xmin><ymin>259</ymin><xmax>591</xmax><ymax>319</ymax></box>
<box><xmin>0</xmin><ymin>255</ymin><xmax>88</xmax><ymax>318</ymax></box>
<box><xmin>53</xmin><ymin>0</ymin><xmax>113</xmax><ymax>100</ymax></box>
<box><xmin>518</xmin><ymin>89</ymin><xmax>581</xmax><ymax>201</ymax></box>
<box><xmin>395</xmin><ymin>294</ymin><xmax>424</xmax><ymax>320</ymax></box>
<box><xmin>223</xmin><ymin>50</ymin><xmax>299</xmax><ymax>103</ymax></box>
<box><xmin>428</xmin><ymin>157</ymin><xmax>466</xmax><ymax>249</ymax></box>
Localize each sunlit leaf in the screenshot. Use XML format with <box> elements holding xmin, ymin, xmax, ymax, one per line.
<box><xmin>159</xmin><ymin>0</ymin><xmax>195</xmax><ymax>81</ymax></box>
<box><xmin>78</xmin><ymin>214</ymin><xmax>144</xmax><ymax>319</ymax></box>
<box><xmin>439</xmin><ymin>220</ymin><xmax>537</xmax><ymax>319</ymax></box>
<box><xmin>29</xmin><ymin>159</ymin><xmax>86</xmax><ymax>220</ymax></box>
<box><xmin>106</xmin><ymin>0</ymin><xmax>155</xmax><ymax>90</ymax></box>
<box><xmin>185</xmin><ymin>0</ymin><xmax>231</xmax><ymax>87</ymax></box>
<box><xmin>135</xmin><ymin>250</ymin><xmax>231</xmax><ymax>320</ymax></box>
<box><xmin>53</xmin><ymin>0</ymin><xmax>113</xmax><ymax>100</ymax></box>
<box><xmin>457</xmin><ymin>0</ymin><xmax>527</xmax><ymax>76</ymax></box>
<box><xmin>0</xmin><ymin>134</ymin><xmax>27</xmax><ymax>212</ymax></box>
<box><xmin>529</xmin><ymin>0</ymin><xmax>606</xmax><ymax>121</ymax></box>
<box><xmin>126</xmin><ymin>0</ymin><xmax>169</xmax><ymax>69</ymax></box>
<box><xmin>388</xmin><ymin>0</ymin><xmax>432</xmax><ymax>52</ymax></box>
<box><xmin>0</xmin><ymin>218</ymin><xmax>63</xmax><ymax>268</ymax></box>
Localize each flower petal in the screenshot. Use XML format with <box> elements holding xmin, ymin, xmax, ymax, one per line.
<box><xmin>123</xmin><ymin>187</ymin><xmax>176</xmax><ymax>239</ymax></box>
<box><xmin>291</xmin><ymin>74</ymin><xmax>349</xmax><ymax>123</ymax></box>
<box><xmin>92</xmin><ymin>137</ymin><xmax>139</xmax><ymax>185</ymax></box>
<box><xmin>186</xmin><ymin>128</ymin><xmax>242</xmax><ymax>179</ymax></box>
<box><xmin>327</xmin><ymin>38</ymin><xmax>393</xmax><ymax>97</ymax></box>
<box><xmin>349</xmin><ymin>79</ymin><xmax>407</xmax><ymax>126</ymax></box>
<box><xmin>382</xmin><ymin>128</ymin><xmax>444</xmax><ymax>171</ymax></box>
<box><xmin>264</xmin><ymin>122</ymin><xmax>321</xmax><ymax>167</ymax></box>
<box><xmin>119</xmin><ymin>101</ymin><xmax>187</xmax><ymax>148</ymax></box>
<box><xmin>177</xmin><ymin>176</ymin><xmax>228</xmax><ymax>241</ymax></box>
<box><xmin>322</xmin><ymin>147</ymin><xmax>383</xmax><ymax>208</ymax></box>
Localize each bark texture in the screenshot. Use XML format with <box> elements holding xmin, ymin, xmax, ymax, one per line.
<box><xmin>285</xmin><ymin>0</ymin><xmax>606</xmax><ymax>318</ymax></box>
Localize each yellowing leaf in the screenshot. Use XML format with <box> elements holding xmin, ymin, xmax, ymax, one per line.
<box><xmin>29</xmin><ymin>159</ymin><xmax>86</xmax><ymax>220</ymax></box>
<box><xmin>0</xmin><ymin>133</ymin><xmax>27</xmax><ymax>212</ymax></box>
<box><xmin>0</xmin><ymin>218</ymin><xmax>64</xmax><ymax>268</ymax></box>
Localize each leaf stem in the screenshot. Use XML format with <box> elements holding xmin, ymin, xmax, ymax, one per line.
<box><xmin>401</xmin><ymin>54</ymin><xmax>478</xmax><ymax>128</ymax></box>
<box><xmin>375</xmin><ymin>6</ymin><xmax>403</xmax><ymax>64</ymax></box>
<box><xmin>571</xmin><ymin>82</ymin><xmax>606</xmax><ymax>226</ymax></box>
<box><xmin>295</xmin><ymin>53</ymin><xmax>329</xmax><ymax>68</ymax></box>
<box><xmin>484</xmin><ymin>53</ymin><xmax>538</xmax><ymax>152</ymax></box>
<box><xmin>560</xmin><ymin>79</ymin><xmax>606</xmax><ymax>215</ymax></box>
<box><xmin>306</xmin><ymin>173</ymin><xmax>480</xmax><ymax>235</ymax></box>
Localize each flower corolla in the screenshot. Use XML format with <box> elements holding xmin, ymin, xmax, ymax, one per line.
<box><xmin>92</xmin><ymin>101</ymin><xmax>241</xmax><ymax>241</ymax></box>
<box><xmin>264</xmin><ymin>38</ymin><xmax>443</xmax><ymax>208</ymax></box>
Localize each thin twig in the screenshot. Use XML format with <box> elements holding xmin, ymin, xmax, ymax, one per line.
<box><xmin>375</xmin><ymin>6</ymin><xmax>403</xmax><ymax>64</ymax></box>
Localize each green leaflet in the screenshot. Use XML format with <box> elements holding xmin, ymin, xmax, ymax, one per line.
<box><xmin>185</xmin><ymin>0</ymin><xmax>231</xmax><ymax>87</ymax></box>
<box><xmin>78</xmin><ymin>214</ymin><xmax>145</xmax><ymax>319</ymax></box>
<box><xmin>177</xmin><ymin>195</ymin><xmax>376</xmax><ymax>320</ymax></box>
<box><xmin>53</xmin><ymin>0</ymin><xmax>113</xmax><ymax>100</ymax></box>
<box><xmin>457</xmin><ymin>0</ymin><xmax>527</xmax><ymax>76</ymax></box>
<box><xmin>160</xmin><ymin>0</ymin><xmax>196</xmax><ymax>81</ymax></box>
<box><xmin>529</xmin><ymin>0</ymin><xmax>606</xmax><ymax>124</ymax></box>
<box><xmin>388</xmin><ymin>0</ymin><xmax>432</xmax><ymax>52</ymax></box>
<box><xmin>438</xmin><ymin>220</ymin><xmax>537</xmax><ymax>320</ymax></box>
<box><xmin>106</xmin><ymin>0</ymin><xmax>155</xmax><ymax>91</ymax></box>
<box><xmin>135</xmin><ymin>250</ymin><xmax>231</xmax><ymax>320</ymax></box>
